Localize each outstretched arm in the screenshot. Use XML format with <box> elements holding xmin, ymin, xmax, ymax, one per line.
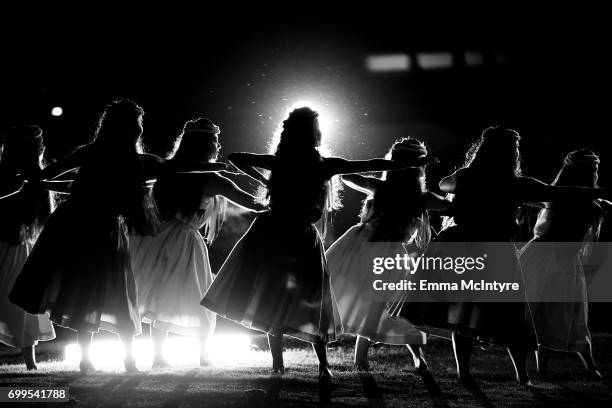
<box><xmin>324</xmin><ymin>156</ymin><xmax>433</xmax><ymax>178</ymax></box>
<box><xmin>518</xmin><ymin>176</ymin><xmax>607</xmax><ymax>203</ymax></box>
<box><xmin>597</xmin><ymin>199</ymin><xmax>612</xmax><ymax>213</ymax></box>
<box><xmin>140</xmin><ymin>153</ymin><xmax>227</xmax><ymax>180</ymax></box>
<box><xmin>0</xmin><ymin>175</ymin><xmax>25</xmax><ymax>200</ymax></box>
<box><xmin>39</xmin><ymin>180</ymin><xmax>73</xmax><ymax>194</ymax></box>
<box><xmin>341</xmin><ymin>174</ymin><xmax>382</xmax><ymax>195</ymax></box>
<box><xmin>439</xmin><ymin>169</ymin><xmax>463</xmax><ymax>193</ymax></box>
<box><xmin>228</xmin><ymin>153</ymin><xmax>275</xmax><ymax>187</ymax></box>
<box><xmin>39</xmin><ymin>146</ymin><xmax>89</xmax><ymax>180</ymax></box>
<box><xmin>525</xmin><ymin>202</ymin><xmax>547</xmax><ymax>209</ymax></box>
<box><xmin>204</xmin><ymin>173</ymin><xmax>268</xmax><ymax>212</ymax></box>
<box><xmin>423</xmin><ymin>191</ymin><xmax>453</xmax><ymax>212</ymax></box>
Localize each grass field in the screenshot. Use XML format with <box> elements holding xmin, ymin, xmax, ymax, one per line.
<box><xmin>1</xmin><ymin>334</ymin><xmax>611</xmax><ymax>407</ymax></box>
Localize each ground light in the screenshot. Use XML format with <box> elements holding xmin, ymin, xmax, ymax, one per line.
<box><xmin>64</xmin><ymin>334</ymin><xmax>252</xmax><ymax>370</ymax></box>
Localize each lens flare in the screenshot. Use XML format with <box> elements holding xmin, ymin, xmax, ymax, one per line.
<box><xmin>64</xmin><ymin>334</ymin><xmax>252</xmax><ymax>370</ymax></box>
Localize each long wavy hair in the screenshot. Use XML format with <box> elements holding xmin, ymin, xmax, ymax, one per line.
<box><xmin>547</xmin><ymin>149</ymin><xmax>603</xmax><ymax>240</ymax></box>
<box><xmin>154</xmin><ymin>118</ymin><xmax>227</xmax><ymax>243</ymax></box>
<box><xmin>0</xmin><ymin>126</ymin><xmax>52</xmax><ymax>245</ymax></box>
<box><xmin>361</xmin><ymin>138</ymin><xmax>433</xmax><ymax>249</ymax></box>
<box><xmin>463</xmin><ymin>126</ymin><xmax>522</xmax><ymax>178</ymax></box>
<box><xmin>441</xmin><ymin>126</ymin><xmax>522</xmax><ymax>232</ymax></box>
<box><xmin>70</xmin><ymin>99</ymin><xmax>159</xmax><ymax>235</ymax></box>
<box><xmin>264</xmin><ymin>107</ymin><xmax>341</xmax><ymax>236</ymax></box>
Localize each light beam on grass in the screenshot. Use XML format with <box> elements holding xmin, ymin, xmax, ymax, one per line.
<box><xmin>64</xmin><ymin>334</ymin><xmax>252</xmax><ymax>370</ymax></box>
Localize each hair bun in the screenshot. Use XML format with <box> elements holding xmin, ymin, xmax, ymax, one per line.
<box><xmin>482</xmin><ymin>126</ymin><xmax>521</xmax><ymax>142</ymax></box>
<box><xmin>183</xmin><ymin>118</ymin><xmax>220</xmax><ymax>135</ymax></box>
<box><xmin>563</xmin><ymin>149</ymin><xmax>599</xmax><ymax>167</ymax></box>
<box><xmin>392</xmin><ymin>138</ymin><xmax>438</xmax><ymax>164</ymax></box>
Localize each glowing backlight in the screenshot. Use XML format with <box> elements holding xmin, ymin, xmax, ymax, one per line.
<box><xmin>64</xmin><ymin>334</ymin><xmax>252</xmax><ymax>370</ymax></box>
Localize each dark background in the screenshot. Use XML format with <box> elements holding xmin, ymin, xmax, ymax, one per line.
<box><xmin>2</xmin><ymin>13</ymin><xmax>610</xmax><ymax>331</ymax></box>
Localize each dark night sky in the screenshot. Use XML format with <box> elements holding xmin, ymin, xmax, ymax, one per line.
<box><xmin>2</xmin><ymin>14</ymin><xmax>611</xmax><ymax>239</ymax></box>
<box><xmin>3</xmin><ymin>9</ymin><xmax>611</xmax><ymax>332</ymax></box>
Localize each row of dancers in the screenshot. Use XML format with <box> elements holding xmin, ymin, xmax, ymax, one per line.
<box><xmin>0</xmin><ymin>99</ymin><xmax>608</xmax><ymax>386</ymax></box>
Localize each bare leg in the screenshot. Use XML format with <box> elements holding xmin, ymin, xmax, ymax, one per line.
<box><xmin>312</xmin><ymin>338</ymin><xmax>332</xmax><ymax>379</ymax></box>
<box><xmin>577</xmin><ymin>342</ymin><xmax>602</xmax><ymax>379</ymax></box>
<box><xmin>77</xmin><ymin>331</ymin><xmax>95</xmax><ymax>373</ymax></box>
<box><xmin>199</xmin><ymin>329</ymin><xmax>212</xmax><ymax>367</ymax></box>
<box><xmin>407</xmin><ymin>344</ymin><xmax>428</xmax><ymax>371</ymax></box>
<box><xmin>268</xmin><ymin>332</ymin><xmax>284</xmax><ymax>374</ymax></box>
<box><xmin>508</xmin><ymin>344</ymin><xmax>531</xmax><ymax>385</ymax></box>
<box><xmin>151</xmin><ymin>326</ymin><xmax>169</xmax><ymax>368</ymax></box>
<box><xmin>535</xmin><ymin>347</ymin><xmax>549</xmax><ymax>379</ymax></box>
<box><xmin>120</xmin><ymin>333</ymin><xmax>139</xmax><ymax>373</ymax></box>
<box><xmin>21</xmin><ymin>346</ymin><xmax>37</xmax><ymax>370</ymax></box>
<box><xmin>354</xmin><ymin>335</ymin><xmax>371</xmax><ymax>371</ymax></box>
<box><xmin>452</xmin><ymin>331</ymin><xmax>473</xmax><ymax>384</ymax></box>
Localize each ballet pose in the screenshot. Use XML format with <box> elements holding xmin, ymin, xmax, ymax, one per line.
<box><xmin>326</xmin><ymin>138</ymin><xmax>449</xmax><ymax>371</ymax></box>
<box><xmin>9</xmin><ymin>100</ymin><xmax>224</xmax><ymax>373</ymax></box>
<box><xmin>201</xmin><ymin>107</ymin><xmax>429</xmax><ymax>378</ymax></box>
<box><xmin>393</xmin><ymin>126</ymin><xmax>608</xmax><ymax>385</ymax></box>
<box><xmin>0</xmin><ymin>125</ymin><xmax>55</xmax><ymax>369</ymax></box>
<box><xmin>130</xmin><ymin>118</ymin><xmax>267</xmax><ymax>368</ymax></box>
<box><xmin>520</xmin><ymin>149</ymin><xmax>605</xmax><ymax>379</ymax></box>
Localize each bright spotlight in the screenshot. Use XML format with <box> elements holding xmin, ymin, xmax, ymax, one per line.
<box><xmin>51</xmin><ymin>106</ymin><xmax>63</xmax><ymax>117</ymax></box>
<box><xmin>207</xmin><ymin>334</ymin><xmax>252</xmax><ymax>365</ymax></box>
<box><xmin>64</xmin><ymin>334</ymin><xmax>252</xmax><ymax>370</ymax></box>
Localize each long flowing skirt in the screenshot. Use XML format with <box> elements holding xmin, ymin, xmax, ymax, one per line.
<box><xmin>201</xmin><ymin>211</ymin><xmax>341</xmax><ymax>343</ymax></box>
<box><xmin>1</xmin><ymin>240</ymin><xmax>55</xmax><ymax>347</ymax></box>
<box><xmin>326</xmin><ymin>224</ymin><xmax>425</xmax><ymax>344</ymax></box>
<box><xmin>130</xmin><ymin>219</ymin><xmax>215</xmax><ymax>337</ymax></box>
<box><xmin>520</xmin><ymin>241</ymin><xmax>590</xmax><ymax>351</ymax></box>
<box><xmin>395</xmin><ymin>226</ymin><xmax>534</xmax><ymax>347</ymax></box>
<box><xmin>9</xmin><ymin>202</ymin><xmax>141</xmax><ymax>335</ymax></box>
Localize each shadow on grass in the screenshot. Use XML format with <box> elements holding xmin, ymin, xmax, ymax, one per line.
<box><xmin>245</xmin><ymin>374</ymin><xmax>334</xmax><ymax>407</ymax></box>
<box><xmin>358</xmin><ymin>372</ymin><xmax>386</xmax><ymax>408</ymax></box>
<box><xmin>461</xmin><ymin>380</ymin><xmax>495</xmax><ymax>408</ymax></box>
<box><xmin>417</xmin><ymin>370</ymin><xmax>450</xmax><ymax>408</ymax></box>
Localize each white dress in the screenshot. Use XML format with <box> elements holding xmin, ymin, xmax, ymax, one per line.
<box><xmin>201</xmin><ymin>174</ymin><xmax>342</xmax><ymax>343</ymax></box>
<box><xmin>0</xmin><ymin>240</ymin><xmax>55</xmax><ymax>348</ymax></box>
<box><xmin>130</xmin><ymin>197</ymin><xmax>219</xmax><ymax>337</ymax></box>
<box><xmin>519</xmin><ymin>209</ymin><xmax>596</xmax><ymax>351</ymax></box>
<box><xmin>326</xmin><ymin>207</ymin><xmax>426</xmax><ymax>345</ymax></box>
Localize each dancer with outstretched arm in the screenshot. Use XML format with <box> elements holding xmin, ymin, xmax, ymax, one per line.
<box><xmin>201</xmin><ymin>107</ymin><xmax>431</xmax><ymax>379</ymax></box>
<box><xmin>520</xmin><ymin>149</ymin><xmax>607</xmax><ymax>380</ymax></box>
<box><xmin>393</xmin><ymin>126</ymin><xmax>610</xmax><ymax>385</ymax></box>
<box><xmin>0</xmin><ymin>125</ymin><xmax>56</xmax><ymax>370</ymax></box>
<box><xmin>130</xmin><ymin>118</ymin><xmax>267</xmax><ymax>368</ymax></box>
<box><xmin>327</xmin><ymin>137</ymin><xmax>450</xmax><ymax>372</ymax></box>
<box><xmin>9</xmin><ymin>100</ymin><xmax>225</xmax><ymax>373</ymax></box>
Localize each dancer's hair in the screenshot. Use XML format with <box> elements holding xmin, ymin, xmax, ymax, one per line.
<box><xmin>92</xmin><ymin>98</ymin><xmax>146</xmax><ymax>151</ymax></box>
<box><xmin>547</xmin><ymin>149</ymin><xmax>603</xmax><ymax>240</ymax></box>
<box><xmin>361</xmin><ymin>138</ymin><xmax>432</xmax><ymax>249</ymax></box>
<box><xmin>265</xmin><ymin>107</ymin><xmax>341</xmax><ymax>236</ymax></box>
<box><xmin>441</xmin><ymin>126</ymin><xmax>522</xmax><ymax>233</ymax></box>
<box><xmin>553</xmin><ymin>149</ymin><xmax>599</xmax><ymax>188</ymax></box>
<box><xmin>70</xmin><ymin>98</ymin><xmax>159</xmax><ymax>235</ymax></box>
<box><xmin>154</xmin><ymin>118</ymin><xmax>227</xmax><ymax>243</ymax></box>
<box><xmin>463</xmin><ymin>125</ymin><xmax>522</xmax><ymax>178</ymax></box>
<box><xmin>0</xmin><ymin>125</ymin><xmax>51</xmax><ymax>244</ymax></box>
